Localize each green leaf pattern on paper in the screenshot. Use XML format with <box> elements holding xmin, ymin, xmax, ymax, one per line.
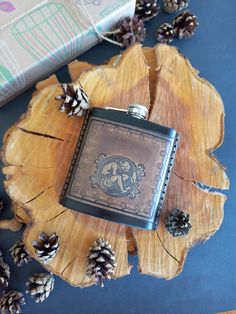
<box><xmin>0</xmin><ymin>64</ymin><xmax>13</xmax><ymax>87</ymax></box>
<box><xmin>0</xmin><ymin>40</ymin><xmax>25</xmax><ymax>102</ymax></box>
<box><xmin>11</xmin><ymin>3</ymin><xmax>83</xmax><ymax>67</ymax></box>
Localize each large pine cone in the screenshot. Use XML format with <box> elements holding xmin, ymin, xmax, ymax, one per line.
<box><xmin>55</xmin><ymin>84</ymin><xmax>90</xmax><ymax>116</ymax></box>
<box><xmin>10</xmin><ymin>240</ymin><xmax>32</xmax><ymax>267</ymax></box>
<box><xmin>173</xmin><ymin>11</ymin><xmax>198</xmax><ymax>39</ymax></box>
<box><xmin>26</xmin><ymin>272</ymin><xmax>55</xmax><ymax>303</ymax></box>
<box><xmin>87</xmin><ymin>238</ymin><xmax>117</xmax><ymax>287</ymax></box>
<box><xmin>0</xmin><ymin>290</ymin><xmax>25</xmax><ymax>314</ymax></box>
<box><xmin>0</xmin><ymin>249</ymin><xmax>10</xmax><ymax>289</ymax></box>
<box><xmin>135</xmin><ymin>0</ymin><xmax>159</xmax><ymax>21</ymax></box>
<box><xmin>114</xmin><ymin>16</ymin><xmax>146</xmax><ymax>48</ymax></box>
<box><xmin>166</xmin><ymin>208</ymin><xmax>192</xmax><ymax>237</ymax></box>
<box><xmin>32</xmin><ymin>232</ymin><xmax>59</xmax><ymax>264</ymax></box>
<box><xmin>163</xmin><ymin>0</ymin><xmax>189</xmax><ymax>14</ymax></box>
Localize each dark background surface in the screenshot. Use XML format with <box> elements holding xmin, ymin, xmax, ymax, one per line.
<box><xmin>0</xmin><ymin>1</ymin><xmax>236</xmax><ymax>313</ymax></box>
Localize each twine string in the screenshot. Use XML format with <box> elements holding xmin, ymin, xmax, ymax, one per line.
<box><xmin>0</xmin><ymin>0</ymin><xmax>123</xmax><ymax>45</ymax></box>
<box><xmin>72</xmin><ymin>0</ymin><xmax>123</xmax><ymax>47</ymax></box>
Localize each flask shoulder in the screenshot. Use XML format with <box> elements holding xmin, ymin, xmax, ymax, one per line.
<box><xmin>90</xmin><ymin>107</ymin><xmax>178</xmax><ymax>139</ymax></box>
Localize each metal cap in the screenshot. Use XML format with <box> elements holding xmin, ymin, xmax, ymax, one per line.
<box><xmin>127</xmin><ymin>104</ymin><xmax>148</xmax><ymax>120</ymax></box>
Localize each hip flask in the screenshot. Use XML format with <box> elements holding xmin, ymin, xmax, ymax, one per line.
<box><xmin>60</xmin><ymin>105</ymin><xmax>179</xmax><ymax>230</ymax></box>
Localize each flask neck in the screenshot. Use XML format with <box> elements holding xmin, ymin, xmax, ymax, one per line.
<box><xmin>105</xmin><ymin>104</ymin><xmax>148</xmax><ymax>120</ymax></box>
<box><xmin>127</xmin><ymin>104</ymin><xmax>148</xmax><ymax>120</ymax></box>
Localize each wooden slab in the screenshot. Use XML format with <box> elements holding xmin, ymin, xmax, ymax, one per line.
<box><xmin>1</xmin><ymin>44</ymin><xmax>228</xmax><ymax>286</ymax></box>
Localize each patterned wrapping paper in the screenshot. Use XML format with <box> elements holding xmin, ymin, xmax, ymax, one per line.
<box><xmin>0</xmin><ymin>0</ymin><xmax>135</xmax><ymax>107</ymax></box>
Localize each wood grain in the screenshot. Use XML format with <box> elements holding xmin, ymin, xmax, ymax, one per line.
<box><xmin>1</xmin><ymin>44</ymin><xmax>228</xmax><ymax>286</ymax></box>
<box><xmin>132</xmin><ymin>45</ymin><xmax>228</xmax><ymax>279</ymax></box>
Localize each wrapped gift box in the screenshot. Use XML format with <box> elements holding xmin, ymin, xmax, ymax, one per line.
<box><xmin>0</xmin><ymin>0</ymin><xmax>135</xmax><ymax>107</ymax></box>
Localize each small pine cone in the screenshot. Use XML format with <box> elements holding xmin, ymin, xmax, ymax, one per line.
<box><xmin>0</xmin><ymin>249</ymin><xmax>10</xmax><ymax>289</ymax></box>
<box><xmin>10</xmin><ymin>240</ymin><xmax>32</xmax><ymax>267</ymax></box>
<box><xmin>114</xmin><ymin>16</ymin><xmax>146</xmax><ymax>48</ymax></box>
<box><xmin>0</xmin><ymin>199</ymin><xmax>4</xmax><ymax>215</ymax></box>
<box><xmin>87</xmin><ymin>238</ymin><xmax>117</xmax><ymax>287</ymax></box>
<box><xmin>26</xmin><ymin>272</ymin><xmax>55</xmax><ymax>303</ymax></box>
<box><xmin>135</xmin><ymin>0</ymin><xmax>160</xmax><ymax>21</ymax></box>
<box><xmin>32</xmin><ymin>232</ymin><xmax>59</xmax><ymax>264</ymax></box>
<box><xmin>0</xmin><ymin>290</ymin><xmax>25</xmax><ymax>314</ymax></box>
<box><xmin>166</xmin><ymin>208</ymin><xmax>192</xmax><ymax>237</ymax></box>
<box><xmin>173</xmin><ymin>11</ymin><xmax>198</xmax><ymax>39</ymax></box>
<box><xmin>156</xmin><ymin>23</ymin><xmax>174</xmax><ymax>43</ymax></box>
<box><xmin>163</xmin><ymin>0</ymin><xmax>189</xmax><ymax>14</ymax></box>
<box><xmin>55</xmin><ymin>84</ymin><xmax>90</xmax><ymax>116</ymax></box>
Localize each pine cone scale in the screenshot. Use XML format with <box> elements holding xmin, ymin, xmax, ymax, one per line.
<box><xmin>166</xmin><ymin>208</ymin><xmax>192</xmax><ymax>237</ymax></box>
<box><xmin>87</xmin><ymin>238</ymin><xmax>116</xmax><ymax>287</ymax></box>
<box><xmin>156</xmin><ymin>23</ymin><xmax>175</xmax><ymax>43</ymax></box>
<box><xmin>135</xmin><ymin>0</ymin><xmax>160</xmax><ymax>21</ymax></box>
<box><xmin>173</xmin><ymin>11</ymin><xmax>198</xmax><ymax>39</ymax></box>
<box><xmin>0</xmin><ymin>199</ymin><xmax>4</xmax><ymax>215</ymax></box>
<box><xmin>55</xmin><ymin>84</ymin><xmax>90</xmax><ymax>117</ymax></box>
<box><xmin>10</xmin><ymin>240</ymin><xmax>32</xmax><ymax>267</ymax></box>
<box><xmin>0</xmin><ymin>291</ymin><xmax>25</xmax><ymax>314</ymax></box>
<box><xmin>114</xmin><ymin>16</ymin><xmax>146</xmax><ymax>48</ymax></box>
<box><xmin>32</xmin><ymin>232</ymin><xmax>59</xmax><ymax>264</ymax></box>
<box><xmin>0</xmin><ymin>249</ymin><xmax>10</xmax><ymax>289</ymax></box>
<box><xmin>163</xmin><ymin>0</ymin><xmax>189</xmax><ymax>14</ymax></box>
<box><xmin>26</xmin><ymin>273</ymin><xmax>54</xmax><ymax>303</ymax></box>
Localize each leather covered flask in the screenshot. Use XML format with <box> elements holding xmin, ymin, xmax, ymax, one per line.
<box><xmin>59</xmin><ymin>105</ymin><xmax>179</xmax><ymax>230</ymax></box>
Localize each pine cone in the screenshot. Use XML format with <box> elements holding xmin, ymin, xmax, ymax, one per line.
<box><xmin>87</xmin><ymin>238</ymin><xmax>117</xmax><ymax>287</ymax></box>
<box><xmin>10</xmin><ymin>241</ymin><xmax>32</xmax><ymax>267</ymax></box>
<box><xmin>55</xmin><ymin>84</ymin><xmax>90</xmax><ymax>116</ymax></box>
<box><xmin>156</xmin><ymin>23</ymin><xmax>174</xmax><ymax>43</ymax></box>
<box><xmin>114</xmin><ymin>16</ymin><xmax>146</xmax><ymax>48</ymax></box>
<box><xmin>135</xmin><ymin>0</ymin><xmax>160</xmax><ymax>21</ymax></box>
<box><xmin>0</xmin><ymin>291</ymin><xmax>25</xmax><ymax>314</ymax></box>
<box><xmin>0</xmin><ymin>199</ymin><xmax>4</xmax><ymax>215</ymax></box>
<box><xmin>0</xmin><ymin>249</ymin><xmax>10</xmax><ymax>289</ymax></box>
<box><xmin>26</xmin><ymin>272</ymin><xmax>55</xmax><ymax>303</ymax></box>
<box><xmin>173</xmin><ymin>11</ymin><xmax>198</xmax><ymax>39</ymax></box>
<box><xmin>163</xmin><ymin>0</ymin><xmax>189</xmax><ymax>14</ymax></box>
<box><xmin>32</xmin><ymin>232</ymin><xmax>59</xmax><ymax>264</ymax></box>
<box><xmin>166</xmin><ymin>208</ymin><xmax>192</xmax><ymax>237</ymax></box>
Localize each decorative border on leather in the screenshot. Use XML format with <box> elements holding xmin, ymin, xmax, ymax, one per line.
<box><xmin>59</xmin><ymin>109</ymin><xmax>92</xmax><ymax>202</ymax></box>
<box><xmin>153</xmin><ymin>133</ymin><xmax>180</xmax><ymax>228</ymax></box>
